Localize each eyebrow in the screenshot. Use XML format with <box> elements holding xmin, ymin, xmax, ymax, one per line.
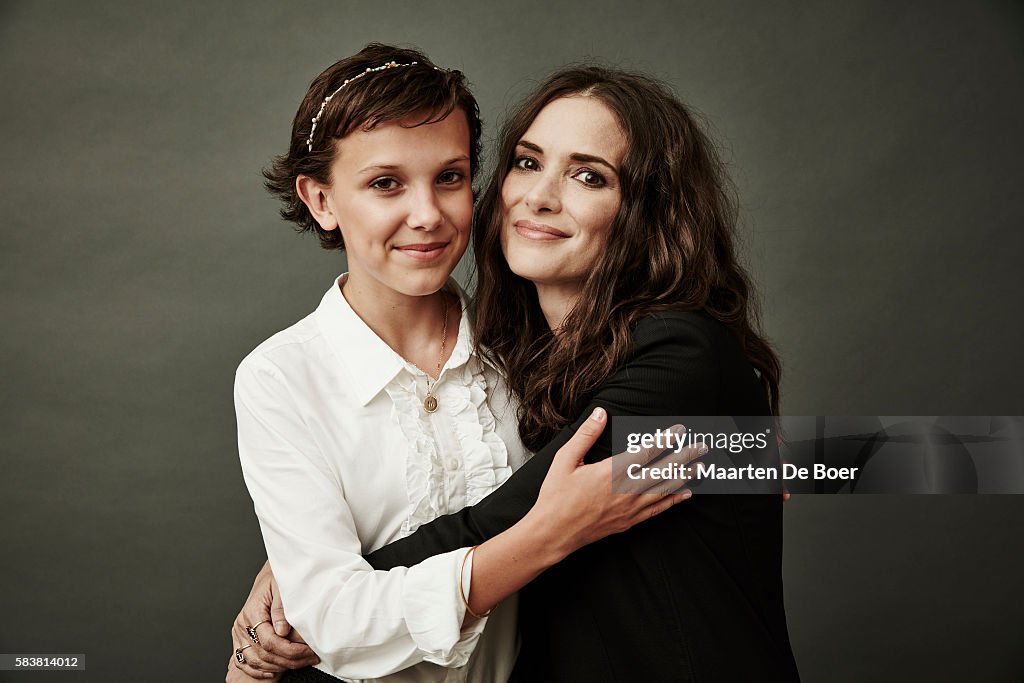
<box><xmin>517</xmin><ymin>140</ymin><xmax>619</xmax><ymax>175</ymax></box>
<box><xmin>357</xmin><ymin>155</ymin><xmax>470</xmax><ymax>175</ymax></box>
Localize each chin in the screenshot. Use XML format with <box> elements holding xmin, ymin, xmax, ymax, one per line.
<box><xmin>504</xmin><ymin>250</ymin><xmax>554</xmax><ymax>285</ymax></box>
<box><xmin>393</xmin><ymin>267</ymin><xmax>454</xmax><ymax>298</ymax></box>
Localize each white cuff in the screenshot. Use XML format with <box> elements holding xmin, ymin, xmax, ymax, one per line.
<box><xmin>401</xmin><ymin>547</ymin><xmax>488</xmax><ymax>667</ymax></box>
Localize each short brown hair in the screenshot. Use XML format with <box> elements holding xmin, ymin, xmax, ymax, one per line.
<box><xmin>263</xmin><ymin>43</ymin><xmax>482</xmax><ymax>250</ymax></box>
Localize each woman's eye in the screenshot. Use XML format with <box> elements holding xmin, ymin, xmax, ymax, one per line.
<box><xmin>513</xmin><ymin>156</ymin><xmax>539</xmax><ymax>171</ymax></box>
<box><xmin>370</xmin><ymin>177</ymin><xmax>400</xmax><ymax>191</ymax></box>
<box><xmin>437</xmin><ymin>170</ymin><xmax>464</xmax><ymax>185</ymax></box>
<box><xmin>573</xmin><ymin>169</ymin><xmax>606</xmax><ymax>187</ymax></box>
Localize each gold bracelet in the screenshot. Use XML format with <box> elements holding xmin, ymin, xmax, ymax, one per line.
<box><xmin>458</xmin><ymin>545</ymin><xmax>493</xmax><ymax>619</ymax></box>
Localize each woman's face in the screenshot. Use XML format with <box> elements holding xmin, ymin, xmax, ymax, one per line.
<box><xmin>500</xmin><ymin>96</ymin><xmax>627</xmax><ymax>296</ymax></box>
<box><xmin>306</xmin><ymin>111</ymin><xmax>472</xmax><ymax>298</ymax></box>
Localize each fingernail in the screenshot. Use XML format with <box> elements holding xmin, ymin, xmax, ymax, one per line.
<box><xmin>590</xmin><ymin>407</ymin><xmax>606</xmax><ymax>422</ymax></box>
<box><xmin>680</xmin><ymin>489</ymin><xmax>693</xmax><ymax>500</ymax></box>
<box><xmin>274</xmin><ymin>621</ymin><xmax>288</xmax><ymax>636</ymax></box>
<box><xmin>697</xmin><ymin>443</ymin><xmax>708</xmax><ymax>455</ymax></box>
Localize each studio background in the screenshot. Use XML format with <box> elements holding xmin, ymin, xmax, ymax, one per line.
<box><xmin>2</xmin><ymin>1</ymin><xmax>1022</xmax><ymax>681</ymax></box>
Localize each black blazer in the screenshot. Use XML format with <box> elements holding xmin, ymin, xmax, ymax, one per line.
<box><xmin>366</xmin><ymin>313</ymin><xmax>800</xmax><ymax>682</ymax></box>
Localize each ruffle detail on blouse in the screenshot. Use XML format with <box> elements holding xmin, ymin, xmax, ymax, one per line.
<box><xmin>444</xmin><ymin>357</ymin><xmax>513</xmax><ymax>506</ymax></box>
<box><xmin>385</xmin><ymin>374</ymin><xmax>444</xmax><ymax>536</ymax></box>
<box><xmin>384</xmin><ymin>356</ymin><xmax>512</xmax><ymax>536</ymax></box>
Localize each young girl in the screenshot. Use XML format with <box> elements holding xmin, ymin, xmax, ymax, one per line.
<box><xmin>229</xmin><ymin>46</ymin><xmax>695</xmax><ymax>682</ymax></box>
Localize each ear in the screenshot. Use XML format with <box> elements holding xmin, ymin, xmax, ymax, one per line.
<box><xmin>296</xmin><ymin>175</ymin><xmax>340</xmax><ymax>232</ymax></box>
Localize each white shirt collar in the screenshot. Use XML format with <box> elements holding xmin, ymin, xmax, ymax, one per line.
<box><xmin>314</xmin><ymin>274</ymin><xmax>475</xmax><ymax>407</ymax></box>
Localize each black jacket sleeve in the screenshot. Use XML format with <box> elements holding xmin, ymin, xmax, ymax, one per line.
<box><xmin>365</xmin><ymin>313</ymin><xmax>720</xmax><ymax>570</ymax></box>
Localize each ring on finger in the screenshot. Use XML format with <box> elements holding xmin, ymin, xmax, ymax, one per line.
<box><xmin>234</xmin><ymin>644</ymin><xmax>253</xmax><ymax>665</ymax></box>
<box><xmin>246</xmin><ymin>619</ymin><xmax>269</xmax><ymax>644</ymax></box>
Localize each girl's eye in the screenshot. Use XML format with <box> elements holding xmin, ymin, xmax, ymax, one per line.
<box><xmin>370</xmin><ymin>177</ymin><xmax>400</xmax><ymax>191</ymax></box>
<box><xmin>437</xmin><ymin>170</ymin><xmax>464</xmax><ymax>185</ymax></box>
<box><xmin>513</xmin><ymin>156</ymin><xmax>539</xmax><ymax>171</ymax></box>
<box><xmin>573</xmin><ymin>169</ymin><xmax>606</xmax><ymax>187</ymax></box>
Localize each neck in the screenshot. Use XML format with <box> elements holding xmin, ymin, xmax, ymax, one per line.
<box><xmin>341</xmin><ymin>270</ymin><xmax>455</xmax><ymax>379</ymax></box>
<box><xmin>533</xmin><ymin>282</ymin><xmax>582</xmax><ymax>333</ymax></box>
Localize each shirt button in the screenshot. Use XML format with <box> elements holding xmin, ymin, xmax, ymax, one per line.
<box><xmin>449</xmin><ymin>458</ymin><xmax>460</xmax><ymax>471</ymax></box>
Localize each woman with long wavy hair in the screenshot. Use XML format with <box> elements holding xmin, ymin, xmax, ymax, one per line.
<box><xmin>240</xmin><ymin>63</ymin><xmax>799</xmax><ymax>682</ymax></box>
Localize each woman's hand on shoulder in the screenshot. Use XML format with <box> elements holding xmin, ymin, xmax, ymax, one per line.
<box><xmin>228</xmin><ymin>560</ymin><xmax>320</xmax><ymax>680</ymax></box>
<box><xmin>526</xmin><ymin>407</ymin><xmax>703</xmax><ymax>560</ymax></box>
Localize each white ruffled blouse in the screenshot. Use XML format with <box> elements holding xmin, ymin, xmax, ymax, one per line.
<box><xmin>235</xmin><ymin>275</ymin><xmax>528</xmax><ymax>682</ymax></box>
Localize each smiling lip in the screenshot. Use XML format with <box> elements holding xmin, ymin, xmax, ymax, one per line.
<box><xmin>394</xmin><ymin>242</ymin><xmax>450</xmax><ymax>261</ymax></box>
<box><xmin>513</xmin><ymin>220</ymin><xmax>570</xmax><ymax>241</ymax></box>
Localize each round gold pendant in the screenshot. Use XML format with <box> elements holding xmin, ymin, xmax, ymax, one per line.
<box><xmin>423</xmin><ymin>395</ymin><xmax>438</xmax><ymax>413</ymax></box>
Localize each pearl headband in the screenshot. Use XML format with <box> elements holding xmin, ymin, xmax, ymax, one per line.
<box><xmin>306</xmin><ymin>60</ymin><xmax>430</xmax><ymax>152</ymax></box>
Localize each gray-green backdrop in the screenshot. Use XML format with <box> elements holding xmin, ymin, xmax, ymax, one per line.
<box><xmin>2</xmin><ymin>1</ymin><xmax>1022</xmax><ymax>681</ymax></box>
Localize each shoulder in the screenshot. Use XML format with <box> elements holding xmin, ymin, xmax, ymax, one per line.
<box><xmin>235</xmin><ymin>313</ymin><xmax>323</xmax><ymax>391</ymax></box>
<box><xmin>615</xmin><ymin>311</ymin><xmax>767</xmax><ymax>417</ymax></box>
<box><xmin>623</xmin><ymin>312</ymin><xmax>725</xmax><ymax>381</ymax></box>
<box><xmin>594</xmin><ymin>311</ymin><xmax>763</xmax><ymax>417</ymax></box>
<box><xmin>630</xmin><ymin>311</ymin><xmax>727</xmax><ymax>354</ymax></box>
<box><xmin>586</xmin><ymin>312</ymin><xmax>722</xmax><ymax>417</ymax></box>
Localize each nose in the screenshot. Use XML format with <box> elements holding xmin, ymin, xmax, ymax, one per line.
<box><xmin>406</xmin><ymin>185</ymin><xmax>443</xmax><ymax>231</ymax></box>
<box><xmin>523</xmin><ymin>170</ymin><xmax>562</xmax><ymax>214</ymax></box>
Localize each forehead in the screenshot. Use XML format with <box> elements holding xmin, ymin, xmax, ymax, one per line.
<box><xmin>333</xmin><ymin>110</ymin><xmax>470</xmax><ymax>168</ymax></box>
<box><xmin>523</xmin><ymin>96</ymin><xmax>626</xmax><ymax>164</ymax></box>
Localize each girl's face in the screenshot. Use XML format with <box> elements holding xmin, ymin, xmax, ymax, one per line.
<box><xmin>302</xmin><ymin>111</ymin><xmax>472</xmax><ymax>299</ymax></box>
<box><xmin>500</xmin><ymin>96</ymin><xmax>626</xmax><ymax>296</ymax></box>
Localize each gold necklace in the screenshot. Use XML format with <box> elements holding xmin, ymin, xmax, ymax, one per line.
<box><xmin>423</xmin><ymin>294</ymin><xmax>449</xmax><ymax>414</ymax></box>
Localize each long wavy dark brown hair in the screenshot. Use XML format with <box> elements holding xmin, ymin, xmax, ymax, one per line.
<box><xmin>473</xmin><ymin>65</ymin><xmax>781</xmax><ymax>451</ymax></box>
